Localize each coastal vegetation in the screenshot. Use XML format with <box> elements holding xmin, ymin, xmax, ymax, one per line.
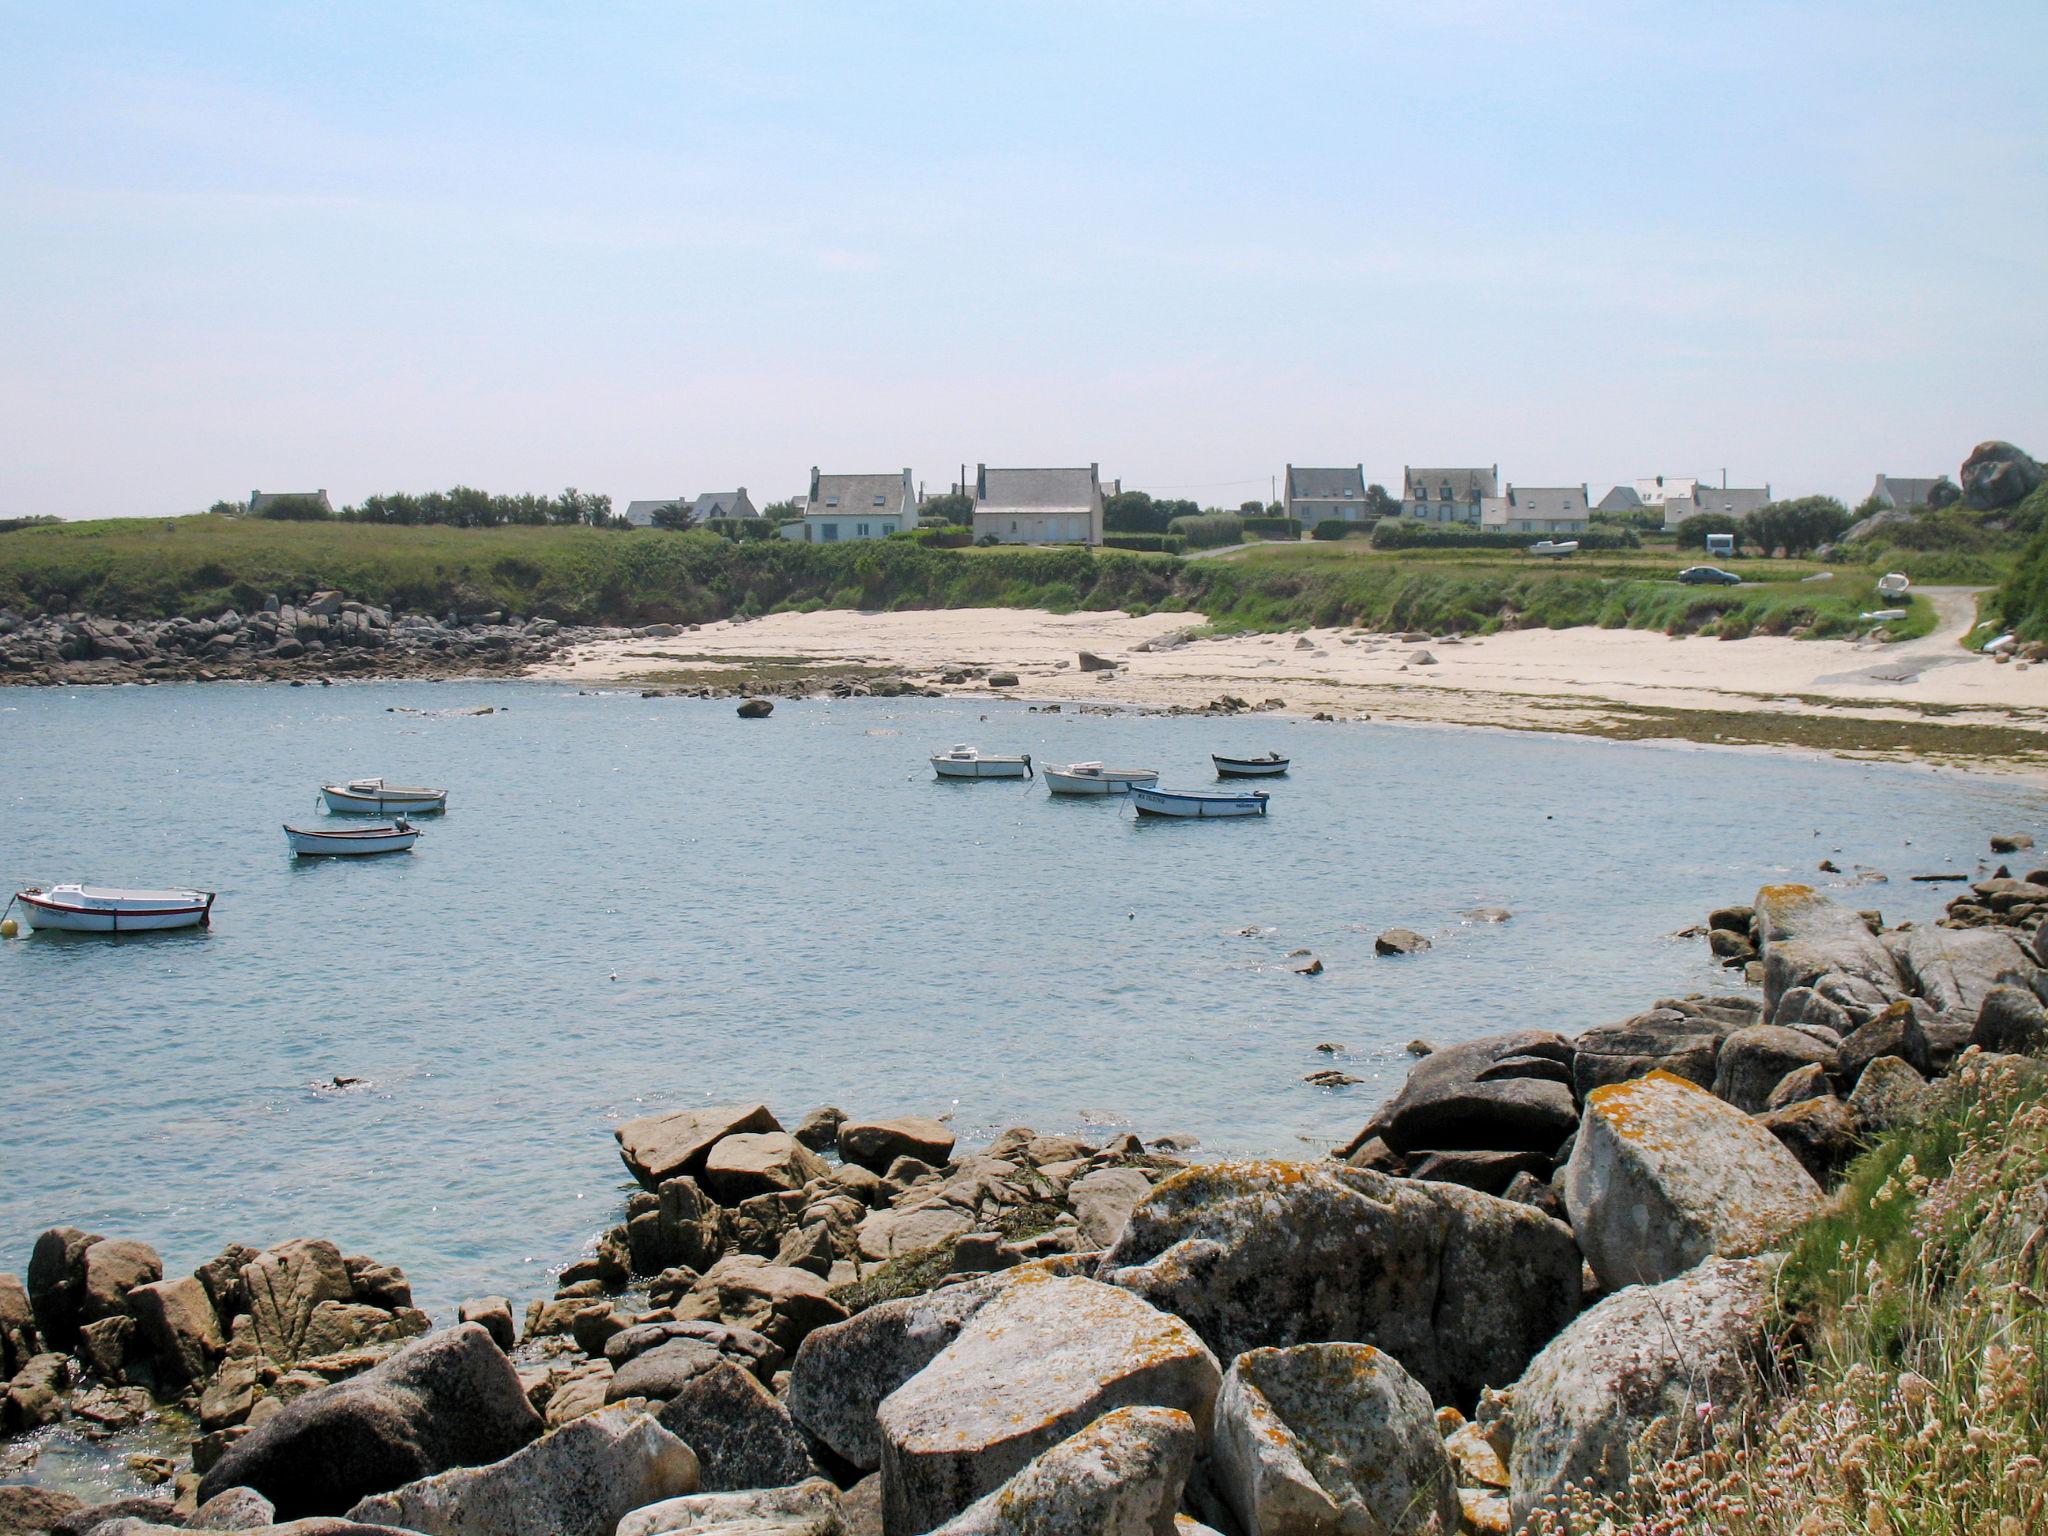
<box><xmin>0</xmin><ymin>513</ymin><xmax>1939</xmax><ymax>643</ymax></box>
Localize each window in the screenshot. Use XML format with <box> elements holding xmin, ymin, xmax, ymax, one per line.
<box><xmin>880</xmin><ymin>522</ymin><xmax>895</xmax><ymax>534</ymax></box>
<box><xmin>857</xmin><ymin>523</ymin><xmax>870</xmax><ymax>537</ymax></box>
<box><xmin>821</xmin><ymin>523</ymin><xmax>839</xmax><ymax>541</ymax></box>
<box><xmin>825</xmin><ymin>495</ymin><xmax>838</xmax><ymax>508</ymax></box>
<box><xmin>1343</xmin><ymin>488</ymin><xmax>1353</xmax><ymax>498</ymax></box>
<box><xmin>873</xmin><ymin>494</ymin><xmax>886</xmax><ymax>506</ymax></box>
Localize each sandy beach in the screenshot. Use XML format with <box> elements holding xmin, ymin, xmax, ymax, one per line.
<box><xmin>530</xmin><ymin>586</ymin><xmax>2048</xmax><ymax>767</ymax></box>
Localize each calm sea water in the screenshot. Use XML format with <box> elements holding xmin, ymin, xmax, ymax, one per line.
<box><xmin>2</xmin><ymin>681</ymin><xmax>2040</xmax><ymax>1317</ymax></box>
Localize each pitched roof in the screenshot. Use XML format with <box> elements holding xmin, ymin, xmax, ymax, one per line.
<box><xmin>621</xmin><ymin>499</ymin><xmax>671</xmax><ymax>526</ymax></box>
<box><xmin>811</xmin><ymin>472</ymin><xmax>910</xmax><ymax>518</ymax></box>
<box><xmin>1595</xmin><ymin>485</ymin><xmax>1642</xmax><ymax>511</ymax></box>
<box><xmin>1404</xmin><ymin>466</ymin><xmax>1498</xmax><ymax>499</ymax></box>
<box><xmin>1872</xmin><ymin>475</ymin><xmax>1944</xmax><ymax>508</ymax></box>
<box><xmin>1634</xmin><ymin>476</ymin><xmax>1699</xmax><ymax>504</ymax></box>
<box><xmin>1667</xmin><ymin>484</ymin><xmax>1772</xmax><ymax>521</ymax></box>
<box><xmin>1506</xmin><ymin>485</ymin><xmax>1589</xmax><ymax>510</ymax></box>
<box><xmin>1285</xmin><ymin>465</ymin><xmax>1366</xmax><ymax>501</ymax></box>
<box><xmin>691</xmin><ymin>489</ymin><xmax>755</xmax><ymax>519</ymax></box>
<box><xmin>976</xmin><ymin>466</ymin><xmax>1098</xmax><ymax>511</ymax></box>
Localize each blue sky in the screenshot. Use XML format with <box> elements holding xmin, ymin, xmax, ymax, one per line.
<box><xmin>2</xmin><ymin>1</ymin><xmax>2043</xmax><ymax>518</ymax></box>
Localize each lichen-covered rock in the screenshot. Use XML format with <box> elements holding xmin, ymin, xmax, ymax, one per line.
<box><xmin>787</xmin><ymin>1276</ymin><xmax>1009</xmax><ymax>1471</ymax></box>
<box><xmin>838</xmin><ymin>1117</ymin><xmax>958</xmax><ymax>1174</ymax></box>
<box><xmin>241</xmin><ymin>1240</ymin><xmax>355</xmax><ymax>1367</ymax></box>
<box><xmin>1756</xmin><ymin>1096</ymin><xmax>1860</xmax><ymax>1185</ymax></box>
<box><xmin>616</xmin><ymin>1104</ymin><xmax>783</xmax><ymax>1189</ymax></box>
<box><xmin>1974</xmin><ymin>984</ymin><xmax>2048</xmax><ymax>1056</ymax></box>
<box><xmin>347</xmin><ymin>1407</ymin><xmax>698</xmax><ymax>1536</ymax></box>
<box><xmin>703</xmin><ymin>1133</ymin><xmax>831</xmax><ymax>1205</ymax></box>
<box><xmin>197</xmin><ymin>1323</ymin><xmax>544</xmax><ymax>1519</ymax></box>
<box><xmin>1571</xmin><ymin>999</ymin><xmax>1755</xmax><ymax>1097</ymax></box>
<box><xmin>1508</xmin><ymin>1257</ymin><xmax>1777</xmax><ymax>1523</ymax></box>
<box><xmin>1711</xmin><ymin>1025</ymin><xmax>1837</xmax><ymax>1114</ymax></box>
<box><xmin>1564</xmin><ymin>1072</ymin><xmax>1820</xmax><ymax>1290</ymax></box>
<box><xmin>1763</xmin><ymin>1062</ymin><xmax>1830</xmax><ymax>1111</ymax></box>
<box><xmin>1835</xmin><ymin>1000</ymin><xmax>1915</xmax><ymax>1085</ymax></box>
<box><xmin>655</xmin><ymin>1362</ymin><xmax>818</xmax><ymax>1492</ymax></box>
<box><xmin>1211</xmin><ymin>1344</ymin><xmax>1459</xmax><ymax>1536</ymax></box>
<box><xmin>1065</xmin><ymin>1168</ymin><xmax>1154</xmax><ymax>1249</ymax></box>
<box><xmin>0</xmin><ymin>1485</ymin><xmax>85</xmax><ymax>1536</ymax></box>
<box><xmin>673</xmin><ymin>1256</ymin><xmax>847</xmax><ymax>1356</ymax></box>
<box><xmin>1369</xmin><ymin>1032</ymin><xmax>1578</xmax><ymax>1154</ymax></box>
<box><xmin>1098</xmin><ymin>1161</ymin><xmax>1581</xmax><ymax>1408</ymax></box>
<box><xmin>1886</xmin><ymin>927</ymin><xmax>2027</xmax><ymax>1016</ymax></box>
<box><xmin>1847</xmin><ymin>1055</ymin><xmax>1931</xmax><ymax>1134</ymax></box>
<box><xmin>932</xmin><ymin>1406</ymin><xmax>1197</xmax><ymax>1536</ymax></box>
<box><xmin>876</xmin><ymin>1273</ymin><xmax>1221</xmax><ymax>1535</ymax></box>
<box><xmin>616</xmin><ymin>1479</ymin><xmax>844</xmax><ymax>1536</ymax></box>
<box><xmin>1755</xmin><ymin>885</ymin><xmax>1900</xmax><ymax>1020</ymax></box>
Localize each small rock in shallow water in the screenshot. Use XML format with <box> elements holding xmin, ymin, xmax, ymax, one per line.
<box><xmin>1376</xmin><ymin>928</ymin><xmax>1431</xmax><ymax>956</ymax></box>
<box><xmin>1313</xmin><ymin>1042</ymin><xmax>1343</xmax><ymax>1054</ymax></box>
<box><xmin>1303</xmin><ymin>1070</ymin><xmax>1360</xmax><ymax>1088</ymax></box>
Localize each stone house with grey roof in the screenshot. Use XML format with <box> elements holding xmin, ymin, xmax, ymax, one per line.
<box><xmin>691</xmin><ymin>488</ymin><xmax>757</xmax><ymax>521</ymax></box>
<box><xmin>1662</xmin><ymin>482</ymin><xmax>1772</xmax><ymax>529</ymax></box>
<box><xmin>1867</xmin><ymin>474</ymin><xmax>1947</xmax><ymax>510</ymax></box>
<box><xmin>783</xmin><ymin>468</ymin><xmax>915</xmax><ymax>543</ymax></box>
<box><xmin>1401</xmin><ymin>465</ymin><xmax>1499</xmax><ymax>526</ymax></box>
<box><xmin>1283</xmin><ymin>465</ymin><xmax>1370</xmax><ymax>526</ymax></box>
<box><xmin>970</xmin><ymin>464</ymin><xmax>1104</xmax><ymax>545</ymax></box>
<box><xmin>1486</xmin><ymin>484</ymin><xmax>1591</xmax><ymax>535</ymax></box>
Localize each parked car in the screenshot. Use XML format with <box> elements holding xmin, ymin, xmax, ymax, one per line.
<box><xmin>1677</xmin><ymin>565</ymin><xmax>1742</xmax><ymax>586</ymax></box>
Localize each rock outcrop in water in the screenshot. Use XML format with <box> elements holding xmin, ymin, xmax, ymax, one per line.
<box><xmin>4</xmin><ymin>876</ymin><xmax>2042</xmax><ymax>1536</ymax></box>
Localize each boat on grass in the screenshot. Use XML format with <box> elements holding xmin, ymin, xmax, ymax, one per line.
<box><xmin>1044</xmin><ymin>762</ymin><xmax>1159</xmax><ymax>796</ymax></box>
<box><xmin>285</xmin><ymin>821</ymin><xmax>420</xmax><ymax>857</ymax></box>
<box><xmin>1212</xmin><ymin>752</ymin><xmax>1290</xmax><ymax>778</ymax></box>
<box><xmin>9</xmin><ymin>884</ymin><xmax>215</xmax><ymax>933</ymax></box>
<box><xmin>320</xmin><ymin>778</ymin><xmax>449</xmax><ymax>814</ymax></box>
<box><xmin>931</xmin><ymin>745</ymin><xmax>1033</xmax><ymax>780</ymax></box>
<box><xmin>1132</xmin><ymin>786</ymin><xmax>1270</xmax><ymax>819</ymax></box>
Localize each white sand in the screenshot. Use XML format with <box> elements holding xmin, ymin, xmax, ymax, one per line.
<box><xmin>529</xmin><ymin>586</ymin><xmax>2048</xmax><ymax>761</ymax></box>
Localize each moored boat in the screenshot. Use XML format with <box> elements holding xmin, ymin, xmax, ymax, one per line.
<box><xmin>1131</xmin><ymin>786</ymin><xmax>1270</xmax><ymax>819</ymax></box>
<box><xmin>1043</xmin><ymin>762</ymin><xmax>1159</xmax><ymax>796</ymax></box>
<box><xmin>9</xmin><ymin>884</ymin><xmax>215</xmax><ymax>933</ymax></box>
<box><xmin>1212</xmin><ymin>752</ymin><xmax>1290</xmax><ymax>778</ymax></box>
<box><xmin>284</xmin><ymin>820</ymin><xmax>421</xmax><ymax>857</ymax></box>
<box><xmin>320</xmin><ymin>778</ymin><xmax>449</xmax><ymax>814</ymax></box>
<box><xmin>931</xmin><ymin>745</ymin><xmax>1033</xmax><ymax>780</ymax></box>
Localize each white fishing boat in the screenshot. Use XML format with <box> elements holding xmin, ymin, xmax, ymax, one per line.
<box><xmin>1212</xmin><ymin>752</ymin><xmax>1290</xmax><ymax>778</ymax></box>
<box><xmin>1043</xmin><ymin>762</ymin><xmax>1160</xmax><ymax>796</ymax></box>
<box><xmin>1528</xmin><ymin>540</ymin><xmax>1579</xmax><ymax>557</ymax></box>
<box><xmin>1131</xmin><ymin>786</ymin><xmax>1270</xmax><ymax>819</ymax></box>
<box><xmin>930</xmin><ymin>745</ymin><xmax>1033</xmax><ymax>780</ymax></box>
<box><xmin>1877</xmin><ymin>571</ymin><xmax>1912</xmax><ymax>599</ymax></box>
<box><xmin>320</xmin><ymin>778</ymin><xmax>449</xmax><ymax>815</ymax></box>
<box><xmin>284</xmin><ymin>820</ymin><xmax>420</xmax><ymax>857</ymax></box>
<box><xmin>9</xmin><ymin>884</ymin><xmax>215</xmax><ymax>933</ymax></box>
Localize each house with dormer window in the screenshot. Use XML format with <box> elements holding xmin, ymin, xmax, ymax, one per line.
<box><xmin>1401</xmin><ymin>465</ymin><xmax>1499</xmax><ymax>526</ymax></box>
<box><xmin>784</xmin><ymin>467</ymin><xmax>915</xmax><ymax>542</ymax></box>
<box><xmin>1486</xmin><ymin>484</ymin><xmax>1591</xmax><ymax>535</ymax></box>
<box><xmin>970</xmin><ymin>464</ymin><xmax>1105</xmax><ymax>545</ymax></box>
<box><xmin>1283</xmin><ymin>464</ymin><xmax>1370</xmax><ymax>526</ymax></box>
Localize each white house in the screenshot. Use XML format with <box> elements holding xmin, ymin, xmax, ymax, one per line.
<box><xmin>1488</xmin><ymin>484</ymin><xmax>1591</xmax><ymax>535</ymax></box>
<box><xmin>1662</xmin><ymin>482</ymin><xmax>1773</xmax><ymax>529</ymax></box>
<box><xmin>1633</xmin><ymin>476</ymin><xmax>1699</xmax><ymax>509</ymax></box>
<box><xmin>784</xmin><ymin>468</ymin><xmax>915</xmax><ymax>543</ymax></box>
<box><xmin>1401</xmin><ymin>465</ymin><xmax>1499</xmax><ymax>525</ymax></box>
<box><xmin>1283</xmin><ymin>464</ymin><xmax>1370</xmax><ymax>525</ymax></box>
<box><xmin>970</xmin><ymin>464</ymin><xmax>1104</xmax><ymax>545</ymax></box>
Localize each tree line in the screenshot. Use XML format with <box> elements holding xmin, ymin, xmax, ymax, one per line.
<box><xmin>213</xmin><ymin>488</ymin><xmax>622</xmax><ymax>528</ymax></box>
<box><xmin>1676</xmin><ymin>495</ymin><xmax>1855</xmax><ymax>557</ymax></box>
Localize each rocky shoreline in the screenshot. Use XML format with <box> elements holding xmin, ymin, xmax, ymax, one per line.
<box><xmin>4</xmin><ymin>863</ymin><xmax>2045</xmax><ymax>1536</ymax></box>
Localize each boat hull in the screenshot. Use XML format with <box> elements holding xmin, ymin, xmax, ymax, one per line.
<box><xmin>1213</xmin><ymin>756</ymin><xmax>1289</xmax><ymax>778</ymax></box>
<box><xmin>1044</xmin><ymin>767</ymin><xmax>1158</xmax><ymax>796</ymax></box>
<box><xmin>284</xmin><ymin>824</ymin><xmax>420</xmax><ymax>857</ymax></box>
<box><xmin>321</xmin><ymin>786</ymin><xmax>448</xmax><ymax>814</ymax></box>
<box><xmin>932</xmin><ymin>759</ymin><xmax>1032</xmax><ymax>779</ymax></box>
<box><xmin>1131</xmin><ymin>787</ymin><xmax>1269</xmax><ymax>818</ymax></box>
<box><xmin>15</xmin><ymin>887</ymin><xmax>214</xmax><ymax>933</ymax></box>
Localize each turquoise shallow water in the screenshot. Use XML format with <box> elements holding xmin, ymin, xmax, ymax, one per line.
<box><xmin>1</xmin><ymin>680</ymin><xmax>2040</xmax><ymax>1316</ymax></box>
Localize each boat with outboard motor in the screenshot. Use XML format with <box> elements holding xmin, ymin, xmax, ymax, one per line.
<box><xmin>930</xmin><ymin>745</ymin><xmax>1033</xmax><ymax>780</ymax></box>
<box><xmin>1043</xmin><ymin>762</ymin><xmax>1159</xmax><ymax>796</ymax></box>
<box><xmin>1131</xmin><ymin>786</ymin><xmax>1270</xmax><ymax>818</ymax></box>
<box><xmin>284</xmin><ymin>820</ymin><xmax>421</xmax><ymax>857</ymax></box>
<box><xmin>8</xmin><ymin>884</ymin><xmax>216</xmax><ymax>933</ymax></box>
<box><xmin>320</xmin><ymin>778</ymin><xmax>449</xmax><ymax>814</ymax></box>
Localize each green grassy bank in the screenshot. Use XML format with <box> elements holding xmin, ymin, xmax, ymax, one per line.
<box><xmin>0</xmin><ymin>515</ymin><xmax>1930</xmax><ymax>641</ymax></box>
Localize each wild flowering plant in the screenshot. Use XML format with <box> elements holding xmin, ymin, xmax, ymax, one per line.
<box><xmin>1524</xmin><ymin>1048</ymin><xmax>2048</xmax><ymax>1536</ymax></box>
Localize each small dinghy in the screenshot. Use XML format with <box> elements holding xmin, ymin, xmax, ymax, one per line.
<box><xmin>1043</xmin><ymin>762</ymin><xmax>1159</xmax><ymax>796</ymax></box>
<box><xmin>320</xmin><ymin>778</ymin><xmax>449</xmax><ymax>814</ymax></box>
<box><xmin>1212</xmin><ymin>752</ymin><xmax>1290</xmax><ymax>778</ymax></box>
<box><xmin>285</xmin><ymin>820</ymin><xmax>420</xmax><ymax>857</ymax></box>
<box><xmin>931</xmin><ymin>745</ymin><xmax>1033</xmax><ymax>780</ymax></box>
<box><xmin>9</xmin><ymin>883</ymin><xmax>215</xmax><ymax>933</ymax></box>
<box><xmin>1131</xmin><ymin>786</ymin><xmax>1270</xmax><ymax>819</ymax></box>
<box><xmin>1877</xmin><ymin>571</ymin><xmax>1912</xmax><ymax>599</ymax></box>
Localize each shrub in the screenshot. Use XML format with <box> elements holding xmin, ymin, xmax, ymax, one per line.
<box><xmin>1311</xmin><ymin>519</ymin><xmax>1361</xmax><ymax>541</ymax></box>
<box><xmin>1239</xmin><ymin>515</ymin><xmax>1302</xmax><ymax>540</ymax></box>
<box><xmin>1369</xmin><ymin>523</ymin><xmax>1639</xmax><ymax>552</ymax></box>
<box><xmin>908</xmin><ymin>525</ymin><xmax>972</xmax><ymax>548</ymax></box>
<box><xmin>1678</xmin><ymin>513</ymin><xmax>1745</xmax><ymax>552</ymax></box>
<box><xmin>700</xmin><ymin>517</ymin><xmax>774</xmax><ymax>541</ymax></box>
<box><xmin>1103</xmin><ymin>533</ymin><xmax>1186</xmax><ymax>554</ymax></box>
<box><xmin>251</xmin><ymin>494</ymin><xmax>332</xmax><ymax>521</ymax></box>
<box><xmin>1167</xmin><ymin>513</ymin><xmax>1244</xmax><ymax>550</ymax></box>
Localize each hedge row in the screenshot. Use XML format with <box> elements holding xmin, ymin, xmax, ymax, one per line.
<box><xmin>1102</xmin><ymin>533</ymin><xmax>1187</xmax><ymax>554</ymax></box>
<box><xmin>1239</xmin><ymin>515</ymin><xmax>1301</xmax><ymax>539</ymax></box>
<box><xmin>1368</xmin><ymin>523</ymin><xmax>1641</xmax><ymax>552</ymax></box>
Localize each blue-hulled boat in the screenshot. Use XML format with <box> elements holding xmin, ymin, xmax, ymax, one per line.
<box><xmin>1131</xmin><ymin>786</ymin><xmax>1270</xmax><ymax>819</ymax></box>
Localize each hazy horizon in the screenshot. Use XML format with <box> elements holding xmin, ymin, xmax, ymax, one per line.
<box><xmin>4</xmin><ymin>1</ymin><xmax>2043</xmax><ymax>522</ymax></box>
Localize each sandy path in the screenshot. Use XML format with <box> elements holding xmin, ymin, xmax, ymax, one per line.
<box><xmin>529</xmin><ymin>591</ymin><xmax>2048</xmax><ymax>759</ymax></box>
